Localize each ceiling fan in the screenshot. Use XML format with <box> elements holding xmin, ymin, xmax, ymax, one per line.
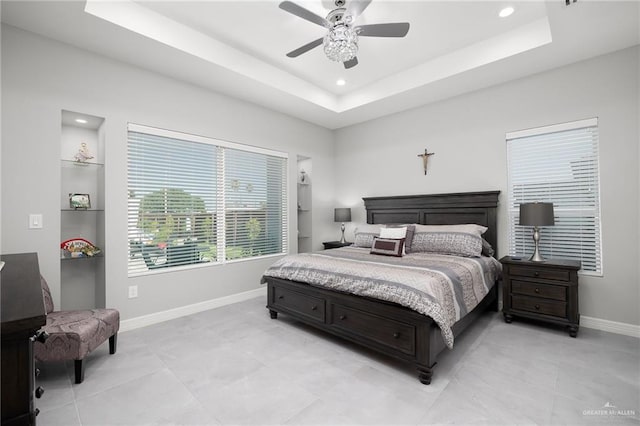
<box><xmin>279</xmin><ymin>0</ymin><xmax>410</xmax><ymax>69</ymax></box>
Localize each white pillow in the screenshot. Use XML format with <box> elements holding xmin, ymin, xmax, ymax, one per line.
<box><xmin>412</xmin><ymin>224</ymin><xmax>487</xmax><ymax>236</ymax></box>
<box><xmin>379</xmin><ymin>227</ymin><xmax>407</xmax><ymax>239</ymax></box>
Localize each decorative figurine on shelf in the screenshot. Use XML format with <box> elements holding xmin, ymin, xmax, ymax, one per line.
<box><xmin>300</xmin><ymin>169</ymin><xmax>307</xmax><ymax>183</ymax></box>
<box><xmin>74</xmin><ymin>142</ymin><xmax>94</xmax><ymax>163</ymax></box>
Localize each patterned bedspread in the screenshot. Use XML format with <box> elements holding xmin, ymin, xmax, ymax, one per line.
<box><xmin>261</xmin><ymin>246</ymin><xmax>502</xmax><ymax>348</ymax></box>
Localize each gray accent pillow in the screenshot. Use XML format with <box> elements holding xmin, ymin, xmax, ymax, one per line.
<box><xmin>409</xmin><ymin>231</ymin><xmax>483</xmax><ymax>257</ymax></box>
<box><xmin>353</xmin><ymin>224</ymin><xmax>386</xmax><ymax>248</ymax></box>
<box><xmin>407</xmin><ymin>224</ymin><xmax>487</xmax><ymax>256</ymax></box>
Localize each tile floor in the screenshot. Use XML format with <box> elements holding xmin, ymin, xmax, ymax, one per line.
<box><xmin>35</xmin><ymin>295</ymin><xmax>640</xmax><ymax>425</ymax></box>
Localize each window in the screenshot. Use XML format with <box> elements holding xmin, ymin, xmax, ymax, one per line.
<box><xmin>506</xmin><ymin>118</ymin><xmax>602</xmax><ymax>275</ymax></box>
<box><xmin>127</xmin><ymin>124</ymin><xmax>288</xmax><ymax>276</ymax></box>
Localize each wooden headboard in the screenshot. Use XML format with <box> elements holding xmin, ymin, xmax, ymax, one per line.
<box><xmin>362</xmin><ymin>191</ymin><xmax>500</xmax><ymax>253</ymax></box>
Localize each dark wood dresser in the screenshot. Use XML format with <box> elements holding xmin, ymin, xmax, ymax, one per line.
<box><xmin>500</xmin><ymin>256</ymin><xmax>581</xmax><ymax>337</ymax></box>
<box><xmin>1</xmin><ymin>253</ymin><xmax>47</xmax><ymax>426</ymax></box>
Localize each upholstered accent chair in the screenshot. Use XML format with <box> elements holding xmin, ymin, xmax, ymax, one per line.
<box><xmin>34</xmin><ymin>276</ymin><xmax>120</xmax><ymax>384</ymax></box>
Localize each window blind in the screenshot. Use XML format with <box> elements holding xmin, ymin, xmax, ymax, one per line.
<box><xmin>506</xmin><ymin>118</ymin><xmax>602</xmax><ymax>275</ymax></box>
<box><xmin>224</xmin><ymin>148</ymin><xmax>288</xmax><ymax>261</ymax></box>
<box><xmin>127</xmin><ymin>124</ymin><xmax>287</xmax><ymax>276</ymax></box>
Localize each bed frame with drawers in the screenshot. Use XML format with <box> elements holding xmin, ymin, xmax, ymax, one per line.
<box><xmin>264</xmin><ymin>191</ymin><xmax>500</xmax><ymax>384</ymax></box>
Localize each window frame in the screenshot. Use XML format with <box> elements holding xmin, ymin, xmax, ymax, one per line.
<box><xmin>506</xmin><ymin>118</ymin><xmax>603</xmax><ymax>276</ymax></box>
<box><xmin>127</xmin><ymin>123</ymin><xmax>288</xmax><ymax>277</ymax></box>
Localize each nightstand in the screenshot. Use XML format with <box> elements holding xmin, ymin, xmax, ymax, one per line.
<box><xmin>500</xmin><ymin>256</ymin><xmax>581</xmax><ymax>337</ymax></box>
<box><xmin>322</xmin><ymin>241</ymin><xmax>352</xmax><ymax>249</ymax></box>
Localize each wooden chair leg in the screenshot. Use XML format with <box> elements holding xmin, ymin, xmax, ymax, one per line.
<box><xmin>74</xmin><ymin>359</ymin><xmax>85</xmax><ymax>384</ymax></box>
<box><xmin>109</xmin><ymin>333</ymin><xmax>118</xmax><ymax>355</ymax></box>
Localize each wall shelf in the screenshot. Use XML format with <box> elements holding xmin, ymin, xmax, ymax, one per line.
<box><xmin>61</xmin><ymin>159</ymin><xmax>104</xmax><ymax>168</ymax></box>
<box><xmin>60</xmin><ymin>110</ymin><xmax>106</xmax><ymax>311</ymax></box>
<box><xmin>297</xmin><ymin>157</ymin><xmax>312</xmax><ymax>253</ymax></box>
<box><xmin>60</xmin><ymin>254</ymin><xmax>104</xmax><ymax>261</ymax></box>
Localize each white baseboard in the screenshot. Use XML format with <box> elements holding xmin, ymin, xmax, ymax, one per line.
<box><xmin>120</xmin><ymin>287</ymin><xmax>267</xmax><ymax>333</ymax></box>
<box><xmin>580</xmin><ymin>315</ymin><xmax>640</xmax><ymax>338</ymax></box>
<box><xmin>120</xmin><ymin>288</ymin><xmax>639</xmax><ymax>340</ymax></box>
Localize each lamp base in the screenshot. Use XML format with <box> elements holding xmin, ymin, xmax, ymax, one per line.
<box><xmin>529</xmin><ymin>226</ymin><xmax>546</xmax><ymax>262</ymax></box>
<box><xmin>528</xmin><ymin>251</ymin><xmax>546</xmax><ymax>262</ymax></box>
<box><xmin>339</xmin><ymin>223</ymin><xmax>346</xmax><ymax>244</ymax></box>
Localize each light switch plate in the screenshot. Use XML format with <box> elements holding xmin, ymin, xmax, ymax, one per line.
<box><xmin>29</xmin><ymin>214</ymin><xmax>43</xmax><ymax>229</ymax></box>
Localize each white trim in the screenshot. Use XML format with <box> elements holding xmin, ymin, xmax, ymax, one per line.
<box><xmin>119</xmin><ymin>287</ymin><xmax>267</xmax><ymax>332</ymax></box>
<box><xmin>127</xmin><ymin>123</ymin><xmax>288</xmax><ymax>159</ymax></box>
<box><xmin>506</xmin><ymin>117</ymin><xmax>598</xmax><ymax>140</ymax></box>
<box><xmin>581</xmin><ymin>315</ymin><xmax>640</xmax><ymax>338</ymax></box>
<box><xmin>120</xmin><ymin>287</ymin><xmax>639</xmax><ymax>339</ymax></box>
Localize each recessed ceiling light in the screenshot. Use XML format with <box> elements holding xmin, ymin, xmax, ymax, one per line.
<box><xmin>499</xmin><ymin>7</ymin><xmax>514</xmax><ymax>18</ymax></box>
<box><xmin>336</xmin><ymin>79</ymin><xmax>346</xmax><ymax>86</ymax></box>
<box><xmin>75</xmin><ymin>118</ymin><xmax>88</xmax><ymax>124</ymax></box>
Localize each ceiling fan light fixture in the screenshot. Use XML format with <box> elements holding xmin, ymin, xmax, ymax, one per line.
<box><xmin>323</xmin><ymin>23</ymin><xmax>358</xmax><ymax>62</ymax></box>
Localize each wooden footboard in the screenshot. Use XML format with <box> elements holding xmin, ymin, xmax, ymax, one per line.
<box><xmin>266</xmin><ymin>276</ymin><xmax>498</xmax><ymax>384</ymax></box>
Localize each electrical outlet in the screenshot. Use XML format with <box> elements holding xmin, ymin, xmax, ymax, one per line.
<box><xmin>128</xmin><ymin>285</ymin><xmax>138</xmax><ymax>299</ymax></box>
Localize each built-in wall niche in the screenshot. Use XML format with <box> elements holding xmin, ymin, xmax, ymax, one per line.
<box><xmin>60</xmin><ymin>110</ymin><xmax>106</xmax><ymax>310</ymax></box>
<box><xmin>297</xmin><ymin>156</ymin><xmax>312</xmax><ymax>253</ymax></box>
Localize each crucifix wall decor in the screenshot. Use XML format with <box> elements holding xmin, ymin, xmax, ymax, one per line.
<box><xmin>417</xmin><ymin>149</ymin><xmax>435</xmax><ymax>175</ymax></box>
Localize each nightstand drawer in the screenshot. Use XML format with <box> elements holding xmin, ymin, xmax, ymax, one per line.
<box><xmin>509</xmin><ymin>265</ymin><xmax>570</xmax><ymax>282</ymax></box>
<box><xmin>271</xmin><ymin>286</ymin><xmax>325</xmax><ymax>323</ymax></box>
<box><xmin>511</xmin><ymin>295</ymin><xmax>566</xmax><ymax>318</ymax></box>
<box><xmin>511</xmin><ymin>280</ymin><xmax>567</xmax><ymax>301</ymax></box>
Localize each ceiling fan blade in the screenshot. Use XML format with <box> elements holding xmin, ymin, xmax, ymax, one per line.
<box><xmin>348</xmin><ymin>0</ymin><xmax>372</xmax><ymax>17</ymax></box>
<box><xmin>279</xmin><ymin>1</ymin><xmax>329</xmax><ymax>28</ymax></box>
<box><xmin>344</xmin><ymin>57</ymin><xmax>358</xmax><ymax>69</ymax></box>
<box><xmin>356</xmin><ymin>23</ymin><xmax>410</xmax><ymax>37</ymax></box>
<box><xmin>286</xmin><ymin>38</ymin><xmax>324</xmax><ymax>58</ymax></box>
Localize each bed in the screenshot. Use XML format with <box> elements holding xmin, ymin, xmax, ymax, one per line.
<box><xmin>262</xmin><ymin>191</ymin><xmax>500</xmax><ymax>384</ymax></box>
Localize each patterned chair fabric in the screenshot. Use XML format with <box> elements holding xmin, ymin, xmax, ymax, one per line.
<box><xmin>35</xmin><ymin>276</ymin><xmax>120</xmax><ymax>383</ymax></box>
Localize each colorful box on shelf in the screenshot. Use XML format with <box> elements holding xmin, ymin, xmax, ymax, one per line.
<box><xmin>60</xmin><ymin>238</ymin><xmax>101</xmax><ymax>258</ymax></box>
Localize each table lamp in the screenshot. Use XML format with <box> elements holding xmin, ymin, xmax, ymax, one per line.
<box><xmin>334</xmin><ymin>208</ymin><xmax>352</xmax><ymax>244</ymax></box>
<box><xmin>519</xmin><ymin>202</ymin><xmax>555</xmax><ymax>262</ymax></box>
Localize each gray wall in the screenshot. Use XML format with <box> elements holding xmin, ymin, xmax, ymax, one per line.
<box><xmin>334</xmin><ymin>46</ymin><xmax>640</xmax><ymax>326</ymax></box>
<box><xmin>3</xmin><ymin>23</ymin><xmax>638</xmax><ymax>328</ymax></box>
<box><xmin>1</xmin><ymin>25</ymin><xmax>335</xmax><ymax>320</ymax></box>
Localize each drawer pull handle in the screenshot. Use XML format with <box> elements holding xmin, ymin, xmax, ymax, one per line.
<box><xmin>535</xmin><ymin>304</ymin><xmax>540</xmax><ymax>310</ymax></box>
<box><xmin>534</xmin><ymin>288</ymin><xmax>540</xmax><ymax>294</ymax></box>
<box><xmin>278</xmin><ymin>295</ymin><xmax>284</xmax><ymax>299</ymax></box>
<box><xmin>339</xmin><ymin>315</ymin><xmax>346</xmax><ymax>320</ymax></box>
<box><xmin>534</xmin><ymin>272</ymin><xmax>540</xmax><ymax>277</ymax></box>
<box><xmin>393</xmin><ymin>332</ymin><xmax>400</xmax><ymax>338</ymax></box>
<box><xmin>311</xmin><ymin>305</ymin><xmax>317</xmax><ymax>311</ymax></box>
